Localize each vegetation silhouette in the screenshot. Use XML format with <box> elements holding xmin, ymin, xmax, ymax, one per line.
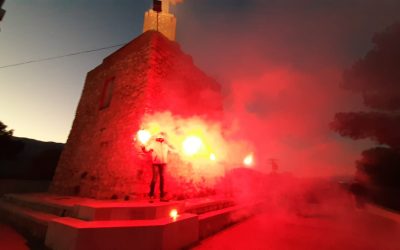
<box><xmin>331</xmin><ymin>23</ymin><xmax>400</xmax><ymax>210</ymax></box>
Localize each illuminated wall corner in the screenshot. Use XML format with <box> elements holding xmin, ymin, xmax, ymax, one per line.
<box><xmin>143</xmin><ymin>10</ymin><xmax>177</xmax><ymax>41</ymax></box>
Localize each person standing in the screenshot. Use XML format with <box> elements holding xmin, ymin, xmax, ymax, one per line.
<box><xmin>142</xmin><ymin>132</ymin><xmax>174</xmax><ymax>202</ymax></box>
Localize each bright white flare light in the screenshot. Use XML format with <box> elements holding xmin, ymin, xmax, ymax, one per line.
<box><xmin>210</xmin><ymin>153</ymin><xmax>216</xmax><ymax>161</ymax></box>
<box><xmin>243</xmin><ymin>154</ymin><xmax>254</xmax><ymax>166</ymax></box>
<box><xmin>170</xmin><ymin>209</ymin><xmax>179</xmax><ymax>221</ymax></box>
<box><xmin>137</xmin><ymin>130</ymin><xmax>151</xmax><ymax>145</ymax></box>
<box><xmin>183</xmin><ymin>136</ymin><xmax>203</xmax><ymax>156</ymax></box>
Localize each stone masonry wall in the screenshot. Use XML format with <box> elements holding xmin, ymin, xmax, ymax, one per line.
<box><xmin>50</xmin><ymin>31</ymin><xmax>222</xmax><ymax>200</ymax></box>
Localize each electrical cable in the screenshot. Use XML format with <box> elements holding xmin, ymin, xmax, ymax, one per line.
<box><xmin>0</xmin><ymin>43</ymin><xmax>127</xmax><ymax>69</ymax></box>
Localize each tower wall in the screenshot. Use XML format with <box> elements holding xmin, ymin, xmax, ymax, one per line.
<box><xmin>50</xmin><ymin>31</ymin><xmax>222</xmax><ymax>199</ymax></box>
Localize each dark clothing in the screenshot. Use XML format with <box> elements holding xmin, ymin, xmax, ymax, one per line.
<box><xmin>149</xmin><ymin>163</ymin><xmax>166</xmax><ymax>198</ymax></box>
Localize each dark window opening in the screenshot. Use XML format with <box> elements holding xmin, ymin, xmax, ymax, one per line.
<box><xmin>99</xmin><ymin>78</ymin><xmax>115</xmax><ymax>110</ymax></box>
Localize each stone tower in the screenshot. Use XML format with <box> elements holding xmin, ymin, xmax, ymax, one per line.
<box><xmin>50</xmin><ymin>31</ymin><xmax>222</xmax><ymax>199</ymax></box>
<box><xmin>143</xmin><ymin>0</ymin><xmax>176</xmax><ymax>41</ymax></box>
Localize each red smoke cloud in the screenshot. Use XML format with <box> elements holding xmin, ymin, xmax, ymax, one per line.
<box><xmin>173</xmin><ymin>0</ymin><xmax>400</xmax><ymax>176</ymax></box>
<box><xmin>223</xmin><ymin>67</ymin><xmax>363</xmax><ymax>176</ymax></box>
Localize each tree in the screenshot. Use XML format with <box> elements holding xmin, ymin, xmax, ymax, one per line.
<box><xmin>331</xmin><ymin>23</ymin><xmax>400</xmax><ymax>193</ymax></box>
<box><xmin>356</xmin><ymin>147</ymin><xmax>400</xmax><ymax>188</ymax></box>
<box><xmin>0</xmin><ymin>121</ymin><xmax>24</xmax><ymax>160</ymax></box>
<box><xmin>341</xmin><ymin>23</ymin><xmax>400</xmax><ymax>111</ymax></box>
<box><xmin>29</xmin><ymin>148</ymin><xmax>62</xmax><ymax>180</ymax></box>
<box><xmin>331</xmin><ymin>112</ymin><xmax>400</xmax><ymax>150</ymax></box>
<box><xmin>0</xmin><ymin>0</ymin><xmax>5</xmax><ymax>23</ymax></box>
<box><xmin>0</xmin><ymin>121</ymin><xmax>13</xmax><ymax>136</ymax></box>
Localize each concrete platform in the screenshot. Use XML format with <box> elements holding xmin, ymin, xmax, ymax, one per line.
<box><xmin>184</xmin><ymin>197</ymin><xmax>235</xmax><ymax>215</ymax></box>
<box><xmin>0</xmin><ymin>200</ymin><xmax>58</xmax><ymax>239</ymax></box>
<box><xmin>45</xmin><ymin>214</ymin><xmax>199</xmax><ymax>250</ymax></box>
<box><xmin>0</xmin><ymin>193</ymin><xmax>260</xmax><ymax>249</ymax></box>
<box><xmin>76</xmin><ymin>201</ymin><xmax>185</xmax><ymax>221</ymax></box>
<box><xmin>2</xmin><ymin>193</ymin><xmax>85</xmax><ymax>217</ymax></box>
<box><xmin>2</xmin><ymin>193</ymin><xmax>235</xmax><ymax>220</ymax></box>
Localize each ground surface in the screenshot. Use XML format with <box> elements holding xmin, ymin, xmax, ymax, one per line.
<box><xmin>0</xmin><ymin>224</ymin><xmax>29</xmax><ymax>250</ymax></box>
<box><xmin>194</xmin><ymin>206</ymin><xmax>400</xmax><ymax>250</ymax></box>
<box><xmin>1</xmin><ymin>202</ymin><xmax>399</xmax><ymax>250</ymax></box>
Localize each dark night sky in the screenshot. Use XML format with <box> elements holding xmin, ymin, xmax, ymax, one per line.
<box><xmin>1</xmin><ymin>0</ymin><xmax>399</xmax><ymax>175</ymax></box>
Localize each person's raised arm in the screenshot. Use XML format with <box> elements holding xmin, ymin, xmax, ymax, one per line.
<box><xmin>166</xmin><ymin>141</ymin><xmax>177</xmax><ymax>153</ymax></box>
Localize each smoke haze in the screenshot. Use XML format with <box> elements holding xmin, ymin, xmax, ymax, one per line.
<box><xmin>172</xmin><ymin>0</ymin><xmax>400</xmax><ymax>177</ymax></box>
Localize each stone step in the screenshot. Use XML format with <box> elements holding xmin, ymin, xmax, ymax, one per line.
<box><xmin>45</xmin><ymin>214</ymin><xmax>199</xmax><ymax>250</ymax></box>
<box><xmin>2</xmin><ymin>193</ymin><xmax>236</xmax><ymax>220</ymax></box>
<box><xmin>44</xmin><ymin>202</ymin><xmax>259</xmax><ymax>250</ymax></box>
<box><xmin>0</xmin><ymin>200</ymin><xmax>59</xmax><ymax>239</ymax></box>
<box><xmin>184</xmin><ymin>197</ymin><xmax>235</xmax><ymax>215</ymax></box>
<box><xmin>75</xmin><ymin>200</ymin><xmax>185</xmax><ymax>221</ymax></box>
<box><xmin>75</xmin><ymin>197</ymin><xmax>236</xmax><ymax>221</ymax></box>
<box><xmin>2</xmin><ymin>193</ymin><xmax>76</xmax><ymax>217</ymax></box>
<box><xmin>0</xmin><ymin>193</ymin><xmax>247</xmax><ymax>247</ymax></box>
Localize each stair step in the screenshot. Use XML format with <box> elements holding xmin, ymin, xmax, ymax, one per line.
<box><xmin>2</xmin><ymin>193</ymin><xmax>75</xmax><ymax>217</ymax></box>
<box><xmin>0</xmin><ymin>193</ymin><xmax>245</xmax><ymax>244</ymax></box>
<box><xmin>0</xmin><ymin>200</ymin><xmax>59</xmax><ymax>239</ymax></box>
<box><xmin>45</xmin><ymin>214</ymin><xmax>199</xmax><ymax>250</ymax></box>
<box><xmin>184</xmin><ymin>198</ymin><xmax>235</xmax><ymax>215</ymax></box>
<box><xmin>75</xmin><ymin>201</ymin><xmax>185</xmax><ymax>221</ymax></box>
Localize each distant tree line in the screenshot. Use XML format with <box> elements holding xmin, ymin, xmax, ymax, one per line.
<box><xmin>331</xmin><ymin>23</ymin><xmax>400</xmax><ymax>210</ymax></box>
<box><xmin>0</xmin><ymin>121</ymin><xmax>24</xmax><ymax>160</ymax></box>
<box><xmin>0</xmin><ymin>121</ymin><xmax>63</xmax><ymax>180</ymax></box>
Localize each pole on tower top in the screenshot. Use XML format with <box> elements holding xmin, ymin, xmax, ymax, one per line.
<box><xmin>153</xmin><ymin>0</ymin><xmax>162</xmax><ymax>13</ymax></box>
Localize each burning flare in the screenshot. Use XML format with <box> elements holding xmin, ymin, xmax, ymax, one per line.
<box><xmin>169</xmin><ymin>209</ymin><xmax>179</xmax><ymax>221</ymax></box>
<box><xmin>210</xmin><ymin>153</ymin><xmax>216</xmax><ymax>161</ymax></box>
<box><xmin>243</xmin><ymin>153</ymin><xmax>254</xmax><ymax>167</ymax></box>
<box><xmin>136</xmin><ymin>112</ymin><xmax>253</xmax><ymax>185</ymax></box>
<box><xmin>183</xmin><ymin>136</ymin><xmax>203</xmax><ymax>156</ymax></box>
<box><xmin>137</xmin><ymin>129</ymin><xmax>152</xmax><ymax>145</ymax></box>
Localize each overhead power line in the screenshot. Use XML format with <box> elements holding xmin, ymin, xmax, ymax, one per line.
<box><xmin>0</xmin><ymin>43</ymin><xmax>127</xmax><ymax>69</ymax></box>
